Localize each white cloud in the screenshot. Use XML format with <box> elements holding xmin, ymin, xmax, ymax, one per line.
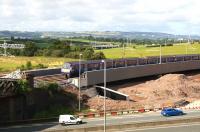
<box><xmin>0</xmin><ymin>0</ymin><xmax>200</xmax><ymax>34</ymax></box>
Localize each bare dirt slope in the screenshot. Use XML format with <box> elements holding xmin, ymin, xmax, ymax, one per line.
<box><xmin>86</xmin><ymin>74</ymin><xmax>200</xmax><ymax>111</ymax></box>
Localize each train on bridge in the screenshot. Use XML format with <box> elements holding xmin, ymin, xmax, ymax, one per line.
<box><xmin>61</xmin><ymin>54</ymin><xmax>200</xmax><ymax>79</ymax></box>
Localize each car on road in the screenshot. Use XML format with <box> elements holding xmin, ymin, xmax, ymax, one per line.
<box><xmin>161</xmin><ymin>108</ymin><xmax>184</xmax><ymax>117</ymax></box>
<box><xmin>59</xmin><ymin>115</ymin><xmax>82</xmax><ymax>125</ymax></box>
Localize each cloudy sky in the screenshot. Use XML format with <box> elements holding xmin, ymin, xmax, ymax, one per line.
<box><xmin>0</xmin><ymin>0</ymin><xmax>200</xmax><ymax>34</ymax></box>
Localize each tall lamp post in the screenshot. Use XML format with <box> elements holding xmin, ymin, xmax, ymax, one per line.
<box><xmin>79</xmin><ymin>53</ymin><xmax>82</xmax><ymax>111</ymax></box>
<box><xmin>102</xmin><ymin>60</ymin><xmax>106</xmax><ymax>132</ymax></box>
<box><xmin>159</xmin><ymin>43</ymin><xmax>162</xmax><ymax>64</ymax></box>
<box><xmin>186</xmin><ymin>35</ymin><xmax>191</xmax><ymax>55</ymax></box>
<box><xmin>186</xmin><ymin>42</ymin><xmax>188</xmax><ymax>55</ymax></box>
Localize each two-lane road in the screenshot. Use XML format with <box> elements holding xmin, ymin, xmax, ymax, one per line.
<box><xmin>0</xmin><ymin>110</ymin><xmax>200</xmax><ymax>132</ymax></box>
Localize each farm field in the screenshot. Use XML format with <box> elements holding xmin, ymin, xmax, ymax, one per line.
<box><xmin>0</xmin><ymin>56</ymin><xmax>77</xmax><ymax>72</ymax></box>
<box><xmin>1</xmin><ymin>43</ymin><xmax>200</xmax><ymax>73</ymax></box>
<box><xmin>96</xmin><ymin>43</ymin><xmax>200</xmax><ymax>58</ymax></box>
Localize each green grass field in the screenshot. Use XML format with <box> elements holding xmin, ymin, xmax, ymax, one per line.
<box><xmin>96</xmin><ymin>43</ymin><xmax>200</xmax><ymax>58</ymax></box>
<box><xmin>1</xmin><ymin>43</ymin><xmax>200</xmax><ymax>72</ymax></box>
<box><xmin>0</xmin><ymin>56</ymin><xmax>77</xmax><ymax>72</ymax></box>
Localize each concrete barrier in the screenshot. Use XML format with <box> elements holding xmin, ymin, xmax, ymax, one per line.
<box><xmin>77</xmin><ymin>107</ymin><xmax>158</xmax><ymax>119</ymax></box>
<box><xmin>181</xmin><ymin>100</ymin><xmax>200</xmax><ymax>110</ymax></box>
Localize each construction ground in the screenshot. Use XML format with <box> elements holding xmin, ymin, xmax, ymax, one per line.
<box><xmin>63</xmin><ymin>73</ymin><xmax>200</xmax><ymax>112</ymax></box>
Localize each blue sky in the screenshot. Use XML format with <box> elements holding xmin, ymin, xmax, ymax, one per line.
<box><xmin>0</xmin><ymin>0</ymin><xmax>200</xmax><ymax>34</ymax></box>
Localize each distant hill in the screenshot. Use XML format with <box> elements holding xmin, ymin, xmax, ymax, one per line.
<box><xmin>0</xmin><ymin>30</ymin><xmax>200</xmax><ymax>40</ymax></box>
<box><xmin>0</xmin><ymin>31</ymin><xmax>42</xmax><ymax>39</ymax></box>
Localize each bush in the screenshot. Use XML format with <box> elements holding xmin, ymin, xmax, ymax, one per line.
<box><xmin>18</xmin><ymin>64</ymin><xmax>26</xmax><ymax>71</ymax></box>
<box><xmin>33</xmin><ymin>105</ymin><xmax>74</xmax><ymax>118</ymax></box>
<box><xmin>17</xmin><ymin>80</ymin><xmax>31</xmax><ymax>94</ymax></box>
<box><xmin>47</xmin><ymin>83</ymin><xmax>59</xmax><ymax>92</ymax></box>
<box><xmin>83</xmin><ymin>48</ymin><xmax>94</xmax><ymax>60</ymax></box>
<box><xmin>26</xmin><ymin>61</ymin><xmax>32</xmax><ymax>70</ymax></box>
<box><xmin>51</xmin><ymin>50</ymin><xmax>64</xmax><ymax>57</ymax></box>
<box><xmin>43</xmin><ymin>49</ymin><xmax>52</xmax><ymax>56</ymax></box>
<box><xmin>64</xmin><ymin>52</ymin><xmax>80</xmax><ymax>59</ymax></box>
<box><xmin>35</xmin><ymin>49</ymin><xmax>44</xmax><ymax>56</ymax></box>
<box><xmin>92</xmin><ymin>52</ymin><xmax>106</xmax><ymax>60</ymax></box>
<box><xmin>35</xmin><ymin>63</ymin><xmax>47</xmax><ymax>69</ymax></box>
<box><xmin>17</xmin><ymin>61</ymin><xmax>32</xmax><ymax>71</ymax></box>
<box><xmin>37</xmin><ymin>82</ymin><xmax>59</xmax><ymax>92</ymax></box>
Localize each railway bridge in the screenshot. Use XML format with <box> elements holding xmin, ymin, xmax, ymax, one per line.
<box><xmin>78</xmin><ymin>60</ymin><xmax>200</xmax><ymax>87</ymax></box>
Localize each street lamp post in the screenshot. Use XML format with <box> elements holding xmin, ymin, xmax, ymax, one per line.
<box><xmin>102</xmin><ymin>60</ymin><xmax>106</xmax><ymax>132</ymax></box>
<box><xmin>186</xmin><ymin>35</ymin><xmax>191</xmax><ymax>55</ymax></box>
<box><xmin>79</xmin><ymin>53</ymin><xmax>82</xmax><ymax>111</ymax></box>
<box><xmin>159</xmin><ymin>41</ymin><xmax>163</xmax><ymax>64</ymax></box>
<box><xmin>186</xmin><ymin>43</ymin><xmax>188</xmax><ymax>55</ymax></box>
<box><xmin>123</xmin><ymin>42</ymin><xmax>125</xmax><ymax>58</ymax></box>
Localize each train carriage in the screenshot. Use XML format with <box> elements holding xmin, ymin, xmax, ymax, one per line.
<box><xmin>184</xmin><ymin>55</ymin><xmax>192</xmax><ymax>61</ymax></box>
<box><xmin>175</xmin><ymin>55</ymin><xmax>184</xmax><ymax>62</ymax></box>
<box><xmin>166</xmin><ymin>56</ymin><xmax>176</xmax><ymax>62</ymax></box>
<box><xmin>87</xmin><ymin>60</ymin><xmax>101</xmax><ymax>71</ymax></box>
<box><xmin>114</xmin><ymin>59</ymin><xmax>126</xmax><ymax>68</ymax></box>
<box><xmin>61</xmin><ymin>54</ymin><xmax>200</xmax><ymax>78</ymax></box>
<box><xmin>126</xmin><ymin>58</ymin><xmax>138</xmax><ymax>66</ymax></box>
<box><xmin>103</xmin><ymin>59</ymin><xmax>114</xmax><ymax>69</ymax></box>
<box><xmin>138</xmin><ymin>58</ymin><xmax>147</xmax><ymax>65</ymax></box>
<box><xmin>191</xmin><ymin>55</ymin><xmax>199</xmax><ymax>60</ymax></box>
<box><xmin>147</xmin><ymin>56</ymin><xmax>159</xmax><ymax>64</ymax></box>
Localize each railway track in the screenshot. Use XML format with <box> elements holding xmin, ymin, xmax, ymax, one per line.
<box><xmin>34</xmin><ymin>74</ymin><xmax>68</xmax><ymax>87</ymax></box>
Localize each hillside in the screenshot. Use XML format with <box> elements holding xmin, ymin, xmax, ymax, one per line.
<box><xmin>1</xmin><ymin>31</ymin><xmax>200</xmax><ymax>40</ymax></box>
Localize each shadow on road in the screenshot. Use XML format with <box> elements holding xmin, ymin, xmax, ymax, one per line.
<box><xmin>0</xmin><ymin>122</ymin><xmax>58</xmax><ymax>132</ymax></box>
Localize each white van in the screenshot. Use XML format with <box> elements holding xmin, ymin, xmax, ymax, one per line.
<box><xmin>59</xmin><ymin>115</ymin><xmax>82</xmax><ymax>125</ymax></box>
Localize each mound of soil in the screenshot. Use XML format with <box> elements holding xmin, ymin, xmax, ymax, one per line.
<box><xmin>118</xmin><ymin>74</ymin><xmax>200</xmax><ymax>108</ymax></box>
<box><xmin>86</xmin><ymin>74</ymin><xmax>200</xmax><ymax>111</ymax></box>
<box><xmin>87</xmin><ymin>96</ymin><xmax>142</xmax><ymax>111</ymax></box>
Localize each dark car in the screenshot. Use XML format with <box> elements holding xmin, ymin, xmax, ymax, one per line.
<box><xmin>161</xmin><ymin>108</ymin><xmax>184</xmax><ymax>117</ymax></box>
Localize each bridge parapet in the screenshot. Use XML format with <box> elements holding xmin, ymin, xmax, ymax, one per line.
<box><xmin>82</xmin><ymin>60</ymin><xmax>200</xmax><ymax>86</ymax></box>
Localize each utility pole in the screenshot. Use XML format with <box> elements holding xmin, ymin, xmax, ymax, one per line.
<box><xmin>0</xmin><ymin>40</ymin><xmax>25</xmax><ymax>56</ymax></box>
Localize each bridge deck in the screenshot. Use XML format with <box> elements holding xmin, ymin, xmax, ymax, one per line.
<box><xmin>80</xmin><ymin>60</ymin><xmax>200</xmax><ymax>86</ymax></box>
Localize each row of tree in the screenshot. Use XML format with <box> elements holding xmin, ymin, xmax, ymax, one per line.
<box><xmin>0</xmin><ymin>39</ymin><xmax>106</xmax><ymax>60</ymax></box>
